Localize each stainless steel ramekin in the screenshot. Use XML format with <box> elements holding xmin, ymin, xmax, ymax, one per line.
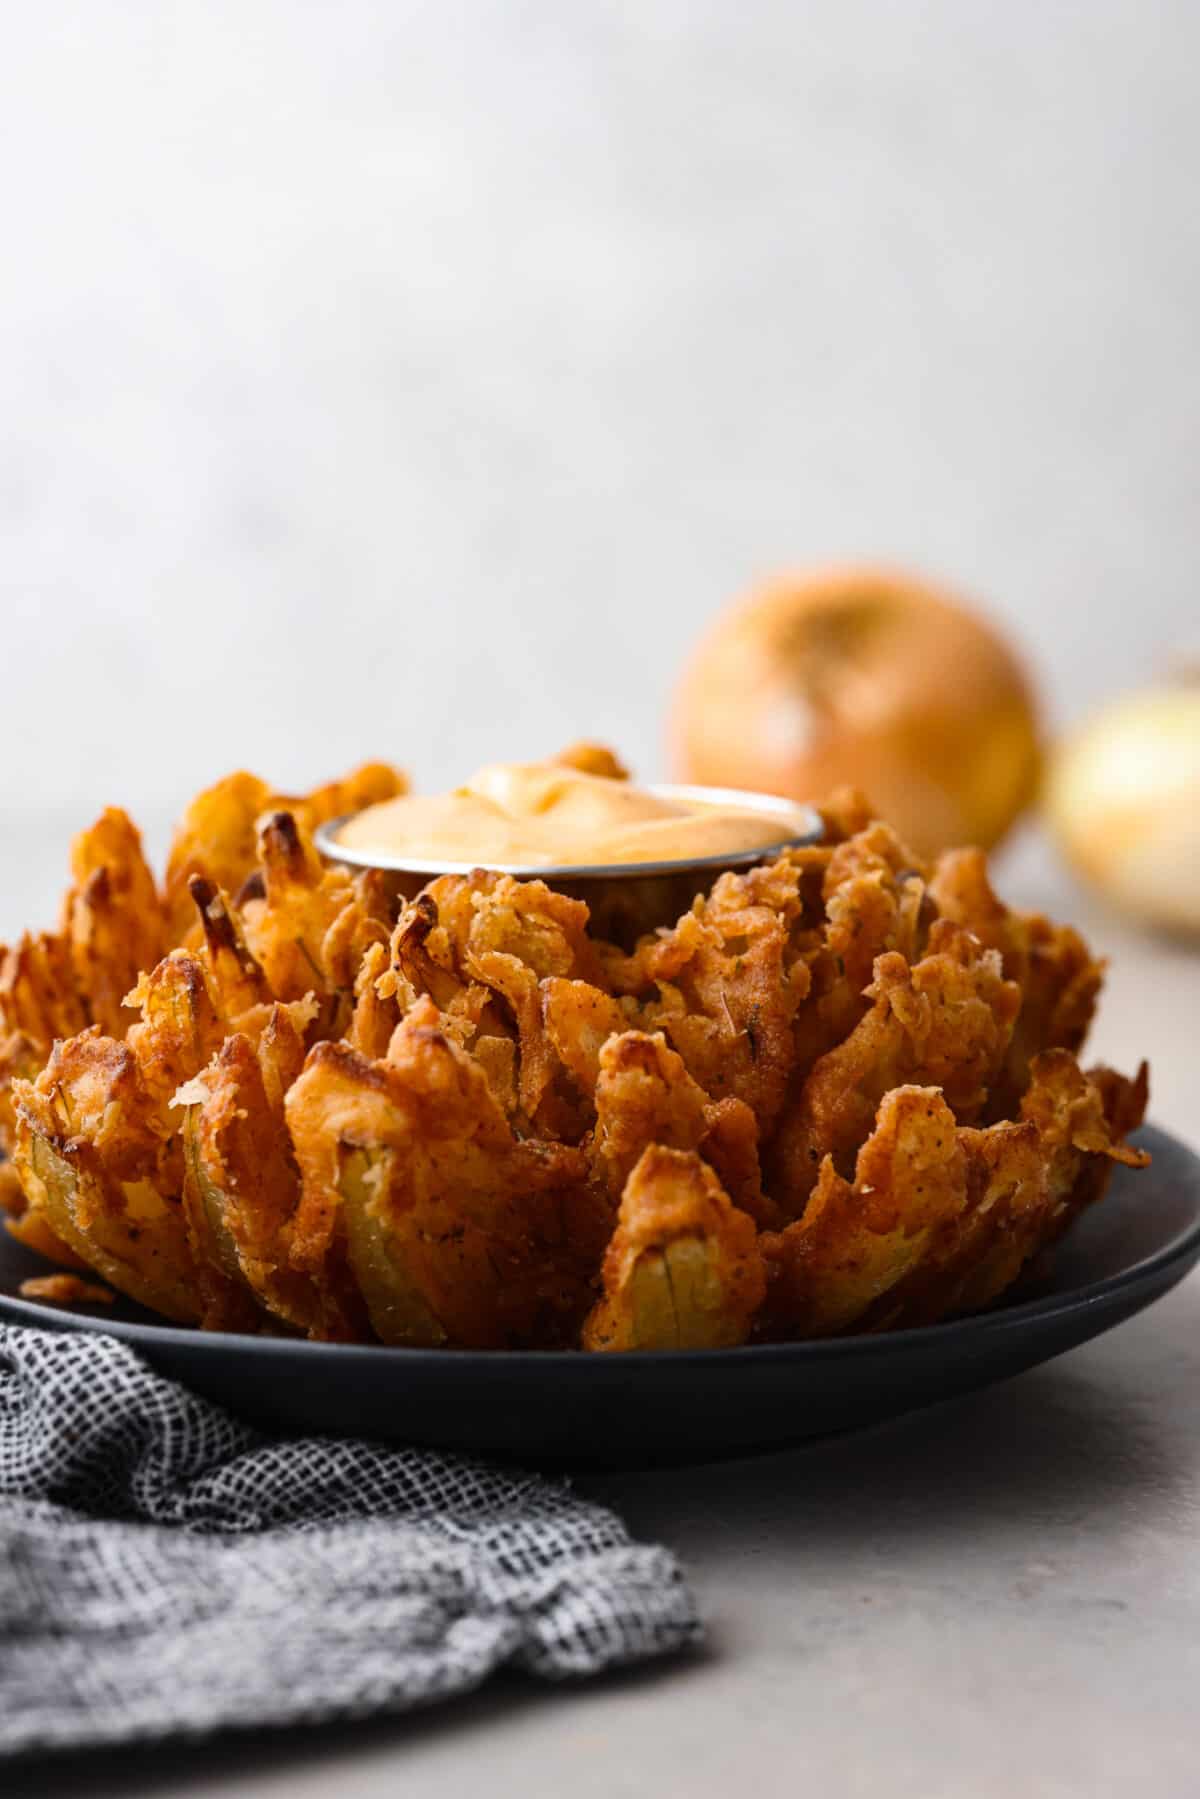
<box><xmin>314</xmin><ymin>784</ymin><xmax>824</xmax><ymax>945</ymax></box>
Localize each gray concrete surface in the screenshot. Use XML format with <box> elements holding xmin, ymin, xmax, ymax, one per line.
<box><xmin>22</xmin><ymin>1282</ymin><xmax>1200</xmax><ymax>1799</ymax></box>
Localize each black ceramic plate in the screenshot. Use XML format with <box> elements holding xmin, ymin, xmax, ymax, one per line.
<box><xmin>2</xmin><ymin>1124</ymin><xmax>1197</xmax><ymax>1468</ymax></box>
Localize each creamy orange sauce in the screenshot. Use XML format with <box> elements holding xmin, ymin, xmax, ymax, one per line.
<box><xmin>333</xmin><ymin>760</ymin><xmax>807</xmax><ymax>868</ymax></box>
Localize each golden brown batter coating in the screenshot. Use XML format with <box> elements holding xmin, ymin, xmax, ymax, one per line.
<box><xmin>3</xmin><ymin>758</ymin><xmax>1149</xmax><ymax>1349</ymax></box>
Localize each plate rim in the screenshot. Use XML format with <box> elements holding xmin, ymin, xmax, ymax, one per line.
<box><xmin>2</xmin><ymin>1122</ymin><xmax>1197</xmax><ymax>1370</ymax></box>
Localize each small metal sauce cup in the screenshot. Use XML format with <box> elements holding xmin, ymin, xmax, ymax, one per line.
<box><xmin>314</xmin><ymin>784</ymin><xmax>825</xmax><ymax>946</ymax></box>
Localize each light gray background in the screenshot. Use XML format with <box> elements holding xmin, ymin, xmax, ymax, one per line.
<box><xmin>3</xmin><ymin>0</ymin><xmax>1199</xmax><ymax>937</ymax></box>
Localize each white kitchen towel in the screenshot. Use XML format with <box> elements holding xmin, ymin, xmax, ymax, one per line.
<box><xmin>0</xmin><ymin>1324</ymin><xmax>700</xmax><ymax>1756</ymax></box>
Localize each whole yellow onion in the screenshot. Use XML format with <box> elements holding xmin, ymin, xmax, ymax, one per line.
<box><xmin>1045</xmin><ymin>679</ymin><xmax>1200</xmax><ymax>935</ymax></box>
<box><xmin>670</xmin><ymin>567</ymin><xmax>1042</xmax><ymax>858</ymax></box>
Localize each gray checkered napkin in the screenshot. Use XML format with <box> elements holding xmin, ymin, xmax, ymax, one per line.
<box><xmin>0</xmin><ymin>1323</ymin><xmax>700</xmax><ymax>1756</ymax></box>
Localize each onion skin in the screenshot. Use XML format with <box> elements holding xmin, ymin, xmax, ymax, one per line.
<box><xmin>1045</xmin><ymin>684</ymin><xmax>1200</xmax><ymax>936</ymax></box>
<box><xmin>670</xmin><ymin>567</ymin><xmax>1042</xmax><ymax>859</ymax></box>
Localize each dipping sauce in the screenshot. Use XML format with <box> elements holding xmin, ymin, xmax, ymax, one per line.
<box><xmin>332</xmin><ymin>759</ymin><xmax>810</xmax><ymax>870</ymax></box>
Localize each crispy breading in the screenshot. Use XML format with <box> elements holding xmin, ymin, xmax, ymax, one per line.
<box><xmin>4</xmin><ymin>766</ymin><xmax>1152</xmax><ymax>1352</ymax></box>
<box><xmin>237</xmin><ymin>811</ymin><xmax>387</xmax><ymax>1010</ymax></box>
<box><xmin>537</xmin><ymin>973</ymin><xmax>650</xmax><ymax>1137</ymax></box>
<box><xmin>384</xmin><ymin>889</ymin><xmax>466</xmax><ymax>1013</ymax></box>
<box><xmin>603</xmin><ymin>870</ymin><xmax>812</xmax><ymax>1136</ymax></box>
<box><xmin>187</xmin><ymin>876</ymin><xmax>274</xmax><ymax>1018</ymax></box>
<box><xmin>181</xmin><ymin>1029</ymin><xmax>329</xmax><ymax>1335</ymax></box>
<box><xmin>865</xmin><ymin>1052</ymin><xmax>1149</xmax><ymax>1329</ymax></box>
<box><xmin>553</xmin><ymin>741</ymin><xmax>631</xmax><ymax>781</ymax></box>
<box><xmin>240</xmin><ymin>811</ymin><xmax>335</xmax><ymax>1000</ymax></box>
<box><xmin>320</xmin><ymin>871</ymin><xmax>394</xmax><ymax>993</ymax></box>
<box><xmin>64</xmin><ymin>808</ymin><xmax>166</xmax><ymax>1036</ymax></box>
<box><xmin>698</xmin><ymin>1095</ymin><xmax>782</xmax><ymax>1230</ymax></box>
<box><xmin>0</xmin><ymin>935</ymin><xmax>86</xmax><ymax>1152</ymax></box>
<box><xmin>10</xmin><ymin>923</ymin><xmax>320</xmax><ymax>1327</ymax></box>
<box><xmin>382</xmin><ymin>891</ymin><xmax>517</xmax><ymax>1085</ymax></box>
<box><xmin>582</xmin><ymin>1146</ymin><xmax>765</xmax><ymax>1351</ymax></box>
<box><xmin>927</xmin><ymin>847</ymin><xmax>1011</xmax><ymax>953</ymax></box>
<box><xmin>384</xmin><ymin>872</ymin><xmax>600</xmax><ymax>1131</ymax></box>
<box><xmin>541</xmin><ymin>977</ymin><xmax>629</xmax><ymax>1096</ymax></box>
<box><xmin>0</xmin><ymin>932</ymin><xmax>86</xmax><ymax>1048</ymax></box>
<box><xmin>389</xmin><ymin>871</ymin><xmax>596</xmax><ymax>992</ymax></box>
<box><xmin>18</xmin><ymin>1028</ymin><xmax>165</xmax><ymax>1176</ymax></box>
<box><xmin>0</xmin><ymin>1030</ymin><xmax>47</xmax><ymax>1153</ymax></box>
<box><xmin>589</xmin><ymin>1029</ymin><xmax>771</xmax><ymax>1223</ymax></box>
<box><xmin>163</xmin><ymin>762</ymin><xmax>407</xmax><ymax>940</ymax></box>
<box><xmin>591</xmin><ymin>1031</ymin><xmax>710</xmax><ymax>1198</ymax></box>
<box><xmin>462</xmin><ymin>873</ymin><xmax>596</xmax><ymax>974</ymax></box>
<box><xmin>124</xmin><ymin>952</ymin><xmax>228</xmax><ymax>1112</ymax></box>
<box><xmin>0</xmin><ymin>812</ymin><xmax>162</xmax><ymax>1150</ymax></box>
<box><xmin>293</xmin><ymin>761</ymin><xmax>407</xmax><ymax>833</ymax></box>
<box><xmin>449</xmin><ymin>879</ymin><xmax>589</xmax><ymax>1126</ymax></box>
<box><xmin>816</xmin><ymin>787</ymin><xmax>878</xmax><ymax>843</ymax></box>
<box><xmin>929</xmin><ymin>848</ymin><xmax>1105</xmax><ymax>1112</ymax></box>
<box><xmin>164</xmin><ymin>772</ymin><xmax>274</xmax><ymax>941</ymax></box>
<box><xmin>762</xmin><ymin>1052</ymin><xmax>1149</xmax><ymax>1338</ymax></box>
<box><xmin>12</xmin><ymin>1031</ymin><xmax>201</xmax><ymax>1322</ymax></box>
<box><xmin>18</xmin><ymin>1273</ymin><xmax>114</xmax><ymax>1306</ymax></box>
<box><xmin>759</xmin><ymin>1086</ymin><xmax>968</xmax><ymax>1337</ymax></box>
<box><xmin>284</xmin><ymin>998</ymin><xmax>603</xmax><ymax>1347</ymax></box>
<box><xmin>469</xmin><ymin>1032</ymin><xmax>520</xmax><ymax>1118</ymax></box>
<box><xmin>125</xmin><ymin>926</ymin><xmax>318</xmax><ymax>1118</ymax></box>
<box><xmin>251</xmin><ymin>994</ymin><xmax>314</xmax><ymax>1110</ymax></box>
<box><xmin>346</xmin><ymin>940</ymin><xmax>399</xmax><ymax>1059</ymax></box>
<box><xmin>769</xmin><ymin>921</ymin><xmax>1021</xmax><ymax>1215</ymax></box>
<box><xmin>0</xmin><ymin>1159</ymin><xmax>25</xmax><ymax>1217</ymax></box>
<box><xmin>823</xmin><ymin>823</ymin><xmax>929</xmax><ymax>980</ymax></box>
<box><xmin>364</xmin><ymin>930</ymin><xmax>521</xmax><ymax>1115</ymax></box>
<box><xmin>997</xmin><ymin>917</ymin><xmax>1105</xmax><ymax>1114</ymax></box>
<box><xmin>790</xmin><ymin>822</ymin><xmax>933</xmax><ymax>1075</ymax></box>
<box><xmin>0</xmin><ymin>812</ymin><xmax>164</xmax><ymax>1139</ymax></box>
